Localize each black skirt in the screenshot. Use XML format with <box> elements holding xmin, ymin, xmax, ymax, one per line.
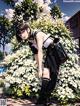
<box><xmin>44</xmin><ymin>43</ymin><xmax>60</xmax><ymax>76</ymax></box>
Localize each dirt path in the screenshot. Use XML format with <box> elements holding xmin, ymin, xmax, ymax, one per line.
<box><xmin>7</xmin><ymin>98</ymin><xmax>36</xmax><ymax>106</ymax></box>
<box><xmin>6</xmin><ymin>98</ymin><xmax>80</xmax><ymax>106</ymax></box>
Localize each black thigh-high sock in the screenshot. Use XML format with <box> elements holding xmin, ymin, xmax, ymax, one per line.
<box><xmin>37</xmin><ymin>78</ymin><xmax>50</xmax><ymax>104</ymax></box>
<box><xmin>46</xmin><ymin>73</ymin><xmax>58</xmax><ymax>98</ymax></box>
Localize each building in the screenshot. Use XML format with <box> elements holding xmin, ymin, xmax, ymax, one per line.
<box><xmin>66</xmin><ymin>11</ymin><xmax>80</xmax><ymax>54</ymax></box>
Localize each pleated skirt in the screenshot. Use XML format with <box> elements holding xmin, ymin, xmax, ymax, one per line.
<box><xmin>44</xmin><ymin>43</ymin><xmax>60</xmax><ymax>76</ymax></box>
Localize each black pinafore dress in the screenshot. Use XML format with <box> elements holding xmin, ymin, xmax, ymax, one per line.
<box><xmin>28</xmin><ymin>31</ymin><xmax>60</xmax><ymax>76</ymax></box>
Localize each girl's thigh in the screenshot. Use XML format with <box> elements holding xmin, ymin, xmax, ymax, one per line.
<box><xmin>43</xmin><ymin>67</ymin><xmax>50</xmax><ymax>79</ymax></box>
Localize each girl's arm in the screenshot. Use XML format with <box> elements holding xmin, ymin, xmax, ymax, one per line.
<box><xmin>34</xmin><ymin>54</ymin><xmax>39</xmax><ymax>65</ymax></box>
<box><xmin>36</xmin><ymin>32</ymin><xmax>44</xmax><ymax>77</ymax></box>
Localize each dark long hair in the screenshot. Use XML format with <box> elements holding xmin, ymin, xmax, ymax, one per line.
<box><xmin>16</xmin><ymin>23</ymin><xmax>31</xmax><ymax>42</ymax></box>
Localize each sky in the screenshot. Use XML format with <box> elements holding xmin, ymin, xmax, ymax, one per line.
<box><xmin>0</xmin><ymin>0</ymin><xmax>80</xmax><ymax>19</ymax></box>
<box><xmin>0</xmin><ymin>0</ymin><xmax>80</xmax><ymax>53</ymax></box>
<box><xmin>0</xmin><ymin>0</ymin><xmax>10</xmax><ymax>14</ymax></box>
<box><xmin>53</xmin><ymin>0</ymin><xmax>80</xmax><ymax>17</ymax></box>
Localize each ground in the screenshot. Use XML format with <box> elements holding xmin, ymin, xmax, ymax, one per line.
<box><xmin>6</xmin><ymin>98</ymin><xmax>80</xmax><ymax>106</ymax></box>
<box><xmin>0</xmin><ymin>78</ymin><xmax>80</xmax><ymax>106</ymax></box>
<box><xmin>7</xmin><ymin>98</ymin><xmax>36</xmax><ymax>106</ymax></box>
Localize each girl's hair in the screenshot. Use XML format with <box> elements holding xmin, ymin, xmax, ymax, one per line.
<box><xmin>16</xmin><ymin>23</ymin><xmax>31</xmax><ymax>42</ymax></box>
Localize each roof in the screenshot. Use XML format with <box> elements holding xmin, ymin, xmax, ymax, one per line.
<box><xmin>66</xmin><ymin>10</ymin><xmax>80</xmax><ymax>23</ymax></box>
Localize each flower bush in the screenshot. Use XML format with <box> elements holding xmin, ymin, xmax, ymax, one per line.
<box><xmin>31</xmin><ymin>17</ymin><xmax>80</xmax><ymax>103</ymax></box>
<box><xmin>3</xmin><ymin>45</ymin><xmax>40</xmax><ymax>97</ymax></box>
<box><xmin>3</xmin><ymin>17</ymin><xmax>80</xmax><ymax>103</ymax></box>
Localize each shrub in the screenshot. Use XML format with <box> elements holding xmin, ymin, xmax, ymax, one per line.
<box><xmin>0</xmin><ymin>51</ymin><xmax>4</xmax><ymax>60</ymax></box>
<box><xmin>3</xmin><ymin>45</ymin><xmax>40</xmax><ymax>98</ymax></box>
<box><xmin>3</xmin><ymin>17</ymin><xmax>80</xmax><ymax>103</ymax></box>
<box><xmin>31</xmin><ymin>17</ymin><xmax>80</xmax><ymax>103</ymax></box>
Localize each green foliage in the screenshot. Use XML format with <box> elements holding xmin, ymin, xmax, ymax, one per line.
<box><xmin>0</xmin><ymin>80</ymin><xmax>4</xmax><ymax>87</ymax></box>
<box><xmin>24</xmin><ymin>85</ymin><xmax>31</xmax><ymax>96</ymax></box>
<box><xmin>3</xmin><ymin>17</ymin><xmax>80</xmax><ymax>103</ymax></box>
<box><xmin>3</xmin><ymin>44</ymin><xmax>40</xmax><ymax>98</ymax></box>
<box><xmin>51</xmin><ymin>5</ymin><xmax>62</xmax><ymax>19</ymax></box>
<box><xmin>4</xmin><ymin>83</ymin><xmax>31</xmax><ymax>97</ymax></box>
<box><xmin>3</xmin><ymin>0</ymin><xmax>14</xmax><ymax>6</ymax></box>
<box><xmin>3</xmin><ymin>0</ymin><xmax>13</xmax><ymax>4</ymax></box>
<box><xmin>10</xmin><ymin>36</ymin><xmax>24</xmax><ymax>52</ymax></box>
<box><xmin>12</xmin><ymin>0</ymin><xmax>38</xmax><ymax>41</ymax></box>
<box><xmin>31</xmin><ymin>17</ymin><xmax>80</xmax><ymax>103</ymax></box>
<box><xmin>0</xmin><ymin>16</ymin><xmax>11</xmax><ymax>43</ymax></box>
<box><xmin>0</xmin><ymin>51</ymin><xmax>4</xmax><ymax>60</ymax></box>
<box><xmin>14</xmin><ymin>0</ymin><xmax>38</xmax><ymax>21</ymax></box>
<box><xmin>0</xmin><ymin>16</ymin><xmax>12</xmax><ymax>55</ymax></box>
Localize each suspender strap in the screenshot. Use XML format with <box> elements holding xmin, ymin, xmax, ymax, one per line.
<box><xmin>33</xmin><ymin>31</ymin><xmax>54</xmax><ymax>45</ymax></box>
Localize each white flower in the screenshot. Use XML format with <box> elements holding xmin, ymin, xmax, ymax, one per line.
<box><xmin>10</xmin><ymin>65</ymin><xmax>18</xmax><ymax>70</ymax></box>
<box><xmin>13</xmin><ymin>67</ymin><xmax>25</xmax><ymax>77</ymax></box>
<box><xmin>15</xmin><ymin>78</ymin><xmax>22</xmax><ymax>84</ymax></box>
<box><xmin>5</xmin><ymin>9</ymin><xmax>14</xmax><ymax>21</ymax></box>
<box><xmin>5</xmin><ymin>83</ymin><xmax>10</xmax><ymax>89</ymax></box>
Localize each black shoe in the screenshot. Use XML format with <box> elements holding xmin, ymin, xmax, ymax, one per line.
<box><xmin>35</xmin><ymin>99</ymin><xmax>48</xmax><ymax>106</ymax></box>
<box><xmin>35</xmin><ymin>102</ymin><xmax>47</xmax><ymax>106</ymax></box>
<box><xmin>47</xmin><ymin>103</ymin><xmax>56</xmax><ymax>106</ymax></box>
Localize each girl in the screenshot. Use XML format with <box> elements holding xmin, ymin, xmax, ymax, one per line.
<box><xmin>16</xmin><ymin>23</ymin><xmax>60</xmax><ymax>106</ymax></box>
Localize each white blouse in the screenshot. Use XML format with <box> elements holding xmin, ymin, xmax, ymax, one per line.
<box><xmin>29</xmin><ymin>31</ymin><xmax>53</xmax><ymax>49</ymax></box>
<box><xmin>43</xmin><ymin>34</ymin><xmax>53</xmax><ymax>48</ymax></box>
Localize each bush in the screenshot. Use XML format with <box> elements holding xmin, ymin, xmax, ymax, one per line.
<box><xmin>3</xmin><ymin>45</ymin><xmax>40</xmax><ymax>98</ymax></box>
<box><xmin>31</xmin><ymin>17</ymin><xmax>80</xmax><ymax>103</ymax></box>
<box><xmin>14</xmin><ymin>0</ymin><xmax>38</xmax><ymax>21</ymax></box>
<box><xmin>0</xmin><ymin>51</ymin><xmax>4</xmax><ymax>60</ymax></box>
<box><xmin>0</xmin><ymin>80</ymin><xmax>4</xmax><ymax>87</ymax></box>
<box><xmin>3</xmin><ymin>17</ymin><xmax>80</xmax><ymax>103</ymax></box>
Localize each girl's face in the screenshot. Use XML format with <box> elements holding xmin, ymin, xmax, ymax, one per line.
<box><xmin>19</xmin><ymin>30</ymin><xmax>29</xmax><ymax>40</ymax></box>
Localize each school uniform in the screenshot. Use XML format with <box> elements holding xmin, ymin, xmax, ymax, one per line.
<box><xmin>28</xmin><ymin>30</ymin><xmax>60</xmax><ymax>105</ymax></box>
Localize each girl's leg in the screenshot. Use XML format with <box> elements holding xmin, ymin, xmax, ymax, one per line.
<box><xmin>36</xmin><ymin>68</ymin><xmax>50</xmax><ymax>105</ymax></box>
<box><xmin>43</xmin><ymin>67</ymin><xmax>50</xmax><ymax>79</ymax></box>
<box><xmin>38</xmin><ymin>68</ymin><xmax>58</xmax><ymax>104</ymax></box>
<box><xmin>46</xmin><ymin>70</ymin><xmax>58</xmax><ymax>98</ymax></box>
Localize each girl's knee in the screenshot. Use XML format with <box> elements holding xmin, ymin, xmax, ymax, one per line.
<box><xmin>43</xmin><ymin>68</ymin><xmax>50</xmax><ymax>79</ymax></box>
